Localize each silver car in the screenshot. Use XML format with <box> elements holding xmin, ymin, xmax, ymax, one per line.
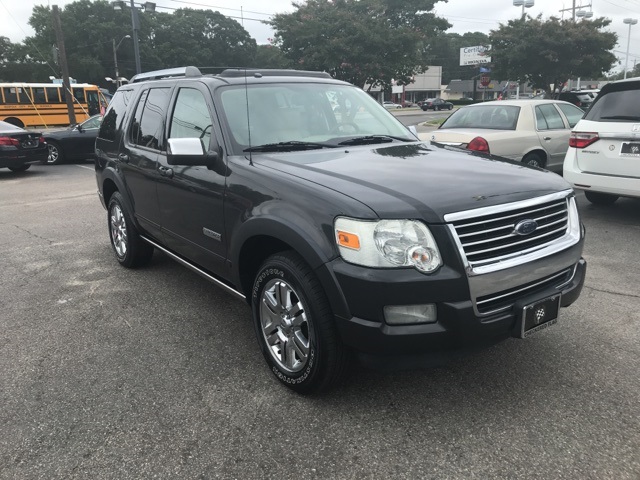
<box><xmin>424</xmin><ymin>99</ymin><xmax>585</xmax><ymax>171</ymax></box>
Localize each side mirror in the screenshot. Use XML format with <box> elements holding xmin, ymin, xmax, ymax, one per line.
<box><xmin>408</xmin><ymin>125</ymin><xmax>418</xmax><ymax>139</ymax></box>
<box><xmin>167</xmin><ymin>137</ymin><xmax>218</xmax><ymax>167</ymax></box>
<box><xmin>76</xmin><ymin>124</ymin><xmax>83</xmax><ymax>133</ymax></box>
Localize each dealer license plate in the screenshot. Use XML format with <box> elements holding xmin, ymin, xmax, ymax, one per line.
<box><xmin>620</xmin><ymin>142</ymin><xmax>640</xmax><ymax>156</ymax></box>
<box><xmin>519</xmin><ymin>294</ymin><xmax>560</xmax><ymax>338</ymax></box>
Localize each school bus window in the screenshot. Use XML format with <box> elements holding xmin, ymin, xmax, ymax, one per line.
<box><xmin>4</xmin><ymin>87</ymin><xmax>19</xmax><ymax>104</ymax></box>
<box><xmin>46</xmin><ymin>87</ymin><xmax>61</xmax><ymax>103</ymax></box>
<box><xmin>73</xmin><ymin>88</ymin><xmax>86</xmax><ymax>103</ymax></box>
<box><xmin>32</xmin><ymin>87</ymin><xmax>46</xmax><ymax>103</ymax></box>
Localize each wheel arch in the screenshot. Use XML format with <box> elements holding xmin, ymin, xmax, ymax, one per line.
<box><xmin>3</xmin><ymin>117</ymin><xmax>24</xmax><ymax>128</ymax></box>
<box><xmin>522</xmin><ymin>148</ymin><xmax>549</xmax><ymax>165</ymax></box>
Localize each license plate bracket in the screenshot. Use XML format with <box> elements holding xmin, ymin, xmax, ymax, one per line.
<box><xmin>517</xmin><ymin>294</ymin><xmax>561</xmax><ymax>338</ymax></box>
<box><xmin>620</xmin><ymin>142</ymin><xmax>640</xmax><ymax>156</ymax></box>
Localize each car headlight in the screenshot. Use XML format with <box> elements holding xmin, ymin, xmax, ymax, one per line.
<box><xmin>334</xmin><ymin>217</ymin><xmax>442</xmax><ymax>273</ymax></box>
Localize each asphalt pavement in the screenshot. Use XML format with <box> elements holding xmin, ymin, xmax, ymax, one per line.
<box><xmin>0</xmin><ymin>163</ymin><xmax>638</xmax><ymax>479</ymax></box>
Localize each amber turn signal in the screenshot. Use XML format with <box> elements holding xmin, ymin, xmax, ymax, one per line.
<box><xmin>336</xmin><ymin>230</ymin><xmax>360</xmax><ymax>250</ymax></box>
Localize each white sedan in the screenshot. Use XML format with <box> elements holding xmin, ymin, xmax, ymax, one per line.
<box><xmin>382</xmin><ymin>101</ymin><xmax>402</xmax><ymax>109</ymax></box>
<box><xmin>422</xmin><ymin>99</ymin><xmax>585</xmax><ymax>171</ymax></box>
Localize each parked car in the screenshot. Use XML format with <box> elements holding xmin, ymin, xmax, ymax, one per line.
<box><xmin>564</xmin><ymin>78</ymin><xmax>640</xmax><ymax>205</ymax></box>
<box><xmin>0</xmin><ymin>120</ymin><xmax>47</xmax><ymax>172</ymax></box>
<box><xmin>43</xmin><ymin>114</ymin><xmax>103</xmax><ymax>165</ymax></box>
<box><xmin>95</xmin><ymin>66</ymin><xmax>586</xmax><ymax>393</ymax></box>
<box><xmin>382</xmin><ymin>101</ymin><xmax>402</xmax><ymax>109</ymax></box>
<box><xmin>421</xmin><ymin>98</ymin><xmax>454</xmax><ymax>111</ymax></box>
<box><xmin>426</xmin><ymin>99</ymin><xmax>585</xmax><ymax>171</ymax></box>
<box><xmin>558</xmin><ymin>91</ymin><xmax>596</xmax><ymax>110</ymax></box>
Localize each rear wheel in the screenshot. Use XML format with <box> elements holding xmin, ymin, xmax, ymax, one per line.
<box><xmin>8</xmin><ymin>164</ymin><xmax>30</xmax><ymax>172</ymax></box>
<box><xmin>584</xmin><ymin>191</ymin><xmax>618</xmax><ymax>205</ymax></box>
<box><xmin>522</xmin><ymin>152</ymin><xmax>546</xmax><ymax>168</ymax></box>
<box><xmin>45</xmin><ymin>141</ymin><xmax>64</xmax><ymax>165</ymax></box>
<box><xmin>107</xmin><ymin>192</ymin><xmax>154</xmax><ymax>268</ymax></box>
<box><xmin>448</xmin><ymin>104</ymin><xmax>453</xmax><ymax>110</ymax></box>
<box><xmin>252</xmin><ymin>251</ymin><xmax>349</xmax><ymax>394</ymax></box>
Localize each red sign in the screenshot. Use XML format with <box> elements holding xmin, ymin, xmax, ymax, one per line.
<box><xmin>480</xmin><ymin>75</ymin><xmax>490</xmax><ymax>87</ymax></box>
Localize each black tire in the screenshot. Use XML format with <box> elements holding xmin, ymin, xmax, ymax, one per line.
<box><xmin>522</xmin><ymin>152</ymin><xmax>546</xmax><ymax>168</ymax></box>
<box><xmin>584</xmin><ymin>191</ymin><xmax>619</xmax><ymax>205</ymax></box>
<box><xmin>251</xmin><ymin>251</ymin><xmax>349</xmax><ymax>394</ymax></box>
<box><xmin>448</xmin><ymin>104</ymin><xmax>453</xmax><ymax>110</ymax></box>
<box><xmin>45</xmin><ymin>141</ymin><xmax>64</xmax><ymax>165</ymax></box>
<box><xmin>8</xmin><ymin>164</ymin><xmax>31</xmax><ymax>172</ymax></box>
<box><xmin>107</xmin><ymin>192</ymin><xmax>154</xmax><ymax>268</ymax></box>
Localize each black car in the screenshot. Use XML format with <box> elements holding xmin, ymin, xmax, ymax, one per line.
<box><xmin>43</xmin><ymin>114</ymin><xmax>102</xmax><ymax>165</ymax></box>
<box><xmin>95</xmin><ymin>67</ymin><xmax>586</xmax><ymax>393</ymax></box>
<box><xmin>421</xmin><ymin>98</ymin><xmax>454</xmax><ymax>111</ymax></box>
<box><xmin>0</xmin><ymin>121</ymin><xmax>47</xmax><ymax>172</ymax></box>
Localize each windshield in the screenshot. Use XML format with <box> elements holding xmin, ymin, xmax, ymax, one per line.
<box><xmin>218</xmin><ymin>83</ymin><xmax>414</xmax><ymax>153</ymax></box>
<box><xmin>440</xmin><ymin>105</ymin><xmax>520</xmax><ymax>130</ymax></box>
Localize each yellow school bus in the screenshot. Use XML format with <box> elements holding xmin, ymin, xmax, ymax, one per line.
<box><xmin>0</xmin><ymin>83</ymin><xmax>105</xmax><ymax>128</ymax></box>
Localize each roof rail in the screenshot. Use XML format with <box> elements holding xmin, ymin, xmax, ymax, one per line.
<box><xmin>219</xmin><ymin>69</ymin><xmax>332</xmax><ymax>79</ymax></box>
<box><xmin>130</xmin><ymin>66</ymin><xmax>202</xmax><ymax>83</ymax></box>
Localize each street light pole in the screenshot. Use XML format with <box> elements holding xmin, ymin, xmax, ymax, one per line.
<box><xmin>624</xmin><ymin>18</ymin><xmax>638</xmax><ymax>79</ymax></box>
<box><xmin>112</xmin><ymin>35</ymin><xmax>130</xmax><ymax>87</ymax></box>
<box><xmin>129</xmin><ymin>0</ymin><xmax>142</xmax><ymax>74</ymax></box>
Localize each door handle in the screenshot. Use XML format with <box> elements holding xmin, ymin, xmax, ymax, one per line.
<box><xmin>543</xmin><ymin>136</ymin><xmax>551</xmax><ymax>141</ymax></box>
<box><xmin>158</xmin><ymin>166</ymin><xmax>173</xmax><ymax>178</ymax></box>
<box><xmin>118</xmin><ymin>153</ymin><xmax>129</xmax><ymax>163</ymax></box>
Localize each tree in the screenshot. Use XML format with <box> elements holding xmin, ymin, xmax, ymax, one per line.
<box><xmin>269</xmin><ymin>0</ymin><xmax>450</xmax><ymax>89</ymax></box>
<box><xmin>490</xmin><ymin>16</ymin><xmax>617</xmax><ymax>96</ymax></box>
<box><xmin>254</xmin><ymin>44</ymin><xmax>293</xmax><ymax>69</ymax></box>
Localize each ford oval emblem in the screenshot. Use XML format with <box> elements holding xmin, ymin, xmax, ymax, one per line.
<box><xmin>514</xmin><ymin>219</ymin><xmax>538</xmax><ymax>236</ymax></box>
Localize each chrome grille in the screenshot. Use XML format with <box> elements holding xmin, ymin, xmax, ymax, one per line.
<box><xmin>450</xmin><ymin>198</ymin><xmax>569</xmax><ymax>266</ymax></box>
<box><xmin>475</xmin><ymin>267</ymin><xmax>574</xmax><ymax>315</ymax></box>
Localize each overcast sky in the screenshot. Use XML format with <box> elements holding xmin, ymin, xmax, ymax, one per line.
<box><xmin>2</xmin><ymin>0</ymin><xmax>640</xmax><ymax>74</ymax></box>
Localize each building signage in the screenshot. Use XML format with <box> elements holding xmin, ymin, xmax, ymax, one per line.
<box><xmin>459</xmin><ymin>45</ymin><xmax>492</xmax><ymax>66</ymax></box>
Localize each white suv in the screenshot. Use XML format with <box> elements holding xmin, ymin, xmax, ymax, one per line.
<box><xmin>564</xmin><ymin>78</ymin><xmax>640</xmax><ymax>205</ymax></box>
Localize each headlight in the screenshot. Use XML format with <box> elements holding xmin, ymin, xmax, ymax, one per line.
<box><xmin>334</xmin><ymin>217</ymin><xmax>442</xmax><ymax>273</ymax></box>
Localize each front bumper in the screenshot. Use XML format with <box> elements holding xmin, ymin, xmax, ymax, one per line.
<box><xmin>324</xmin><ymin>255</ymin><xmax>586</xmax><ymax>356</ymax></box>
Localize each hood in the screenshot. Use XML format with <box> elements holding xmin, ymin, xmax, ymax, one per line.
<box><xmin>252</xmin><ymin>142</ymin><xmax>572</xmax><ymax>223</ymax></box>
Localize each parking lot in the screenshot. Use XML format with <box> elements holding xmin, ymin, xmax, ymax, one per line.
<box><xmin>1</xmin><ymin>163</ymin><xmax>639</xmax><ymax>478</ymax></box>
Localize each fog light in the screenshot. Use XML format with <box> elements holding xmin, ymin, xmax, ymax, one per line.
<box><xmin>384</xmin><ymin>304</ymin><xmax>437</xmax><ymax>325</ymax></box>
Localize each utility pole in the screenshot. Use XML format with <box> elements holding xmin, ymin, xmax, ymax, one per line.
<box><xmin>129</xmin><ymin>0</ymin><xmax>142</xmax><ymax>74</ymax></box>
<box><xmin>51</xmin><ymin>5</ymin><xmax>76</xmax><ymax>125</ymax></box>
<box><xmin>558</xmin><ymin>2</ymin><xmax>592</xmax><ymax>21</ymax></box>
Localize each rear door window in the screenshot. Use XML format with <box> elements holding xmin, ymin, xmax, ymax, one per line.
<box><xmin>535</xmin><ymin>104</ymin><xmax>566</xmax><ymax>130</ymax></box>
<box><xmin>556</xmin><ymin>103</ymin><xmax>584</xmax><ymax>128</ymax></box>
<box><xmin>132</xmin><ymin>87</ymin><xmax>171</xmax><ymax>151</ymax></box>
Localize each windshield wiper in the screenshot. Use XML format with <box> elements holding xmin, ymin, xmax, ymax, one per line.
<box><xmin>599</xmin><ymin>115</ymin><xmax>640</xmax><ymax>120</ymax></box>
<box><xmin>337</xmin><ymin>135</ymin><xmax>410</xmax><ymax>146</ymax></box>
<box><xmin>243</xmin><ymin>141</ymin><xmax>336</xmax><ymax>152</ymax></box>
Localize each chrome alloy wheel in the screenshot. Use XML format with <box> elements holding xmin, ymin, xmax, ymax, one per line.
<box><xmin>260</xmin><ymin>278</ymin><xmax>311</xmax><ymax>373</ymax></box>
<box><xmin>109</xmin><ymin>204</ymin><xmax>128</xmax><ymax>258</ymax></box>
<box><xmin>47</xmin><ymin>144</ymin><xmax>59</xmax><ymax>164</ymax></box>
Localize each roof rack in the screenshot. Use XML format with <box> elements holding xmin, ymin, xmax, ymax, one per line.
<box><xmin>219</xmin><ymin>69</ymin><xmax>332</xmax><ymax>79</ymax></box>
<box><xmin>130</xmin><ymin>66</ymin><xmax>202</xmax><ymax>83</ymax></box>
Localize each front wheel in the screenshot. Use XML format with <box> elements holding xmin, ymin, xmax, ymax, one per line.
<box><xmin>46</xmin><ymin>141</ymin><xmax>64</xmax><ymax>165</ymax></box>
<box><xmin>107</xmin><ymin>192</ymin><xmax>154</xmax><ymax>268</ymax></box>
<box><xmin>252</xmin><ymin>252</ymin><xmax>349</xmax><ymax>394</ymax></box>
<box><xmin>448</xmin><ymin>104</ymin><xmax>453</xmax><ymax>110</ymax></box>
<box><xmin>584</xmin><ymin>191</ymin><xmax>619</xmax><ymax>205</ymax></box>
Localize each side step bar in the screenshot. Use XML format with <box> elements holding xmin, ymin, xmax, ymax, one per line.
<box><xmin>141</xmin><ymin>235</ymin><xmax>246</xmax><ymax>301</ymax></box>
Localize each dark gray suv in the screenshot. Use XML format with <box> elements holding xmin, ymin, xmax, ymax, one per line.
<box><xmin>95</xmin><ymin>66</ymin><xmax>586</xmax><ymax>393</ymax></box>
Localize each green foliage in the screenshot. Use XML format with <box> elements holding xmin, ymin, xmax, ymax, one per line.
<box><xmin>253</xmin><ymin>45</ymin><xmax>293</xmax><ymax>69</ymax></box>
<box><xmin>2</xmin><ymin>0</ymin><xmax>256</xmax><ymax>89</ymax></box>
<box><xmin>269</xmin><ymin>0</ymin><xmax>450</xmax><ymax>89</ymax></box>
<box><xmin>490</xmin><ymin>16</ymin><xmax>617</xmax><ymax>95</ymax></box>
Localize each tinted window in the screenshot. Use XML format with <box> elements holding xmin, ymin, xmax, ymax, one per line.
<box><xmin>32</xmin><ymin>87</ymin><xmax>46</xmax><ymax>103</ymax></box>
<box><xmin>169</xmin><ymin>88</ymin><xmax>213</xmax><ymax>146</ymax></box>
<box><xmin>133</xmin><ymin>88</ymin><xmax>171</xmax><ymax>151</ymax></box>
<box><xmin>46</xmin><ymin>87</ymin><xmax>61</xmax><ymax>103</ymax></box>
<box><xmin>440</xmin><ymin>105</ymin><xmax>519</xmax><ymax>130</ymax></box>
<box><xmin>556</xmin><ymin>103</ymin><xmax>584</xmax><ymax>128</ymax></box>
<box><xmin>585</xmin><ymin>86</ymin><xmax>640</xmax><ymax>122</ymax></box>
<box><xmin>73</xmin><ymin>88</ymin><xmax>86</xmax><ymax>103</ymax></box>
<box><xmin>535</xmin><ymin>104</ymin><xmax>565</xmax><ymax>130</ymax></box>
<box><xmin>3</xmin><ymin>87</ymin><xmax>19</xmax><ymax>104</ymax></box>
<box><xmin>99</xmin><ymin>89</ymin><xmax>132</xmax><ymax>142</ymax></box>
